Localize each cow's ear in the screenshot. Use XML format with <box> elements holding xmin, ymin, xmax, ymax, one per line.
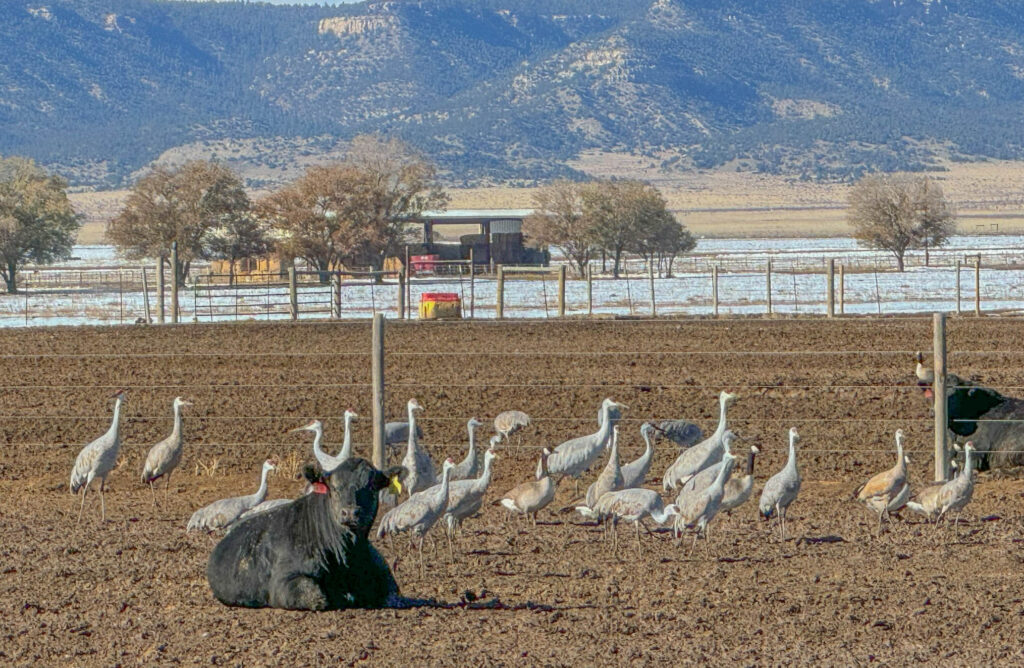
<box><xmin>383</xmin><ymin>465</ymin><xmax>407</xmax><ymax>483</ymax></box>
<box><xmin>302</xmin><ymin>463</ymin><xmax>324</xmax><ymax>484</ymax></box>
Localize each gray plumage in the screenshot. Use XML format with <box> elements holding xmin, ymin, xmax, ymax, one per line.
<box><xmin>590</xmin><ymin>487</ymin><xmax>679</xmax><ymax>554</ymax></box>
<box><xmin>674</xmin><ymin>452</ymin><xmax>737</xmax><ymax>551</ymax></box>
<box><xmin>376</xmin><ymin>459</ymin><xmax>456</xmax><ymax>572</ymax></box>
<box><xmin>584</xmin><ymin>424</ymin><xmax>624</xmax><ymax>509</ymax></box>
<box><xmin>547</xmin><ymin>398</ymin><xmax>626</xmax><ymax>483</ymax></box>
<box><xmin>444</xmin><ymin>448</ymin><xmax>498</xmax><ymax>535</ymax></box>
<box><xmin>663</xmin><ymin>391</ymin><xmax>737</xmax><ymax>491</ymax></box>
<box><xmin>719</xmin><ymin>445</ymin><xmax>760</xmax><ymax>513</ymax></box>
<box><xmin>500</xmin><ymin>449</ymin><xmax>557</xmax><ymax>525</ymax></box>
<box><xmin>759</xmin><ymin>427</ymin><xmax>802</xmax><ymax>540</ymax></box>
<box><xmin>141</xmin><ymin>396</ymin><xmax>192</xmax><ymax>500</ymax></box>
<box><xmin>906</xmin><ymin>456</ymin><xmax>959</xmax><ymax>520</ymax></box>
<box><xmin>400</xmin><ymin>398</ymin><xmax>436</xmax><ymax>497</ymax></box>
<box><xmin>620</xmin><ymin>422</ymin><xmax>657</xmax><ymax>489</ymax></box>
<box><xmin>494</xmin><ymin>410</ymin><xmax>530</xmax><ymax>441</ymax></box>
<box><xmin>384</xmin><ymin>420</ymin><xmax>423</xmax><ymax>461</ymax></box>
<box><xmin>596</xmin><ymin>403</ymin><xmax>623</xmax><ymax>428</ymax></box>
<box><xmin>653</xmin><ymin>419</ymin><xmax>704</xmax><ymax>448</ymax></box>
<box><xmin>235</xmin><ymin>498</ymin><xmax>292</xmax><ymax>523</ymax></box>
<box><xmin>678</xmin><ymin>431</ymin><xmax>739</xmax><ymax>494</ymax></box>
<box><xmin>450</xmin><ymin>417</ymin><xmax>483</xmax><ymax>481</ymax></box>
<box><xmin>292</xmin><ymin>419</ymin><xmax>347</xmax><ymax>473</ymax></box>
<box><xmin>70</xmin><ymin>389</ymin><xmax>126</xmax><ymax>523</ymax></box>
<box><xmin>937</xmin><ymin>442</ymin><xmax>976</xmax><ymax>525</ymax></box>
<box><xmin>187</xmin><ymin>459</ymin><xmax>276</xmax><ymax>532</ymax></box>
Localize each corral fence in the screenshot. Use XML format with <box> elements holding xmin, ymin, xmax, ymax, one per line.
<box><xmin>3</xmin><ymin>250</ymin><xmax>1024</xmax><ymax>326</ymax></box>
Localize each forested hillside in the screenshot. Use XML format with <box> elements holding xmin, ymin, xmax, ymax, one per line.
<box><xmin>4</xmin><ymin>0</ymin><xmax>1024</xmax><ymax>187</ymax></box>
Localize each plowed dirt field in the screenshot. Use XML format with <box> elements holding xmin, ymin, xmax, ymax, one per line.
<box><xmin>2</xmin><ymin>317</ymin><xmax>1024</xmax><ymax>665</ymax></box>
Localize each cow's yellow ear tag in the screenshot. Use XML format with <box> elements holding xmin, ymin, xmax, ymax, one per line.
<box><xmin>388</xmin><ymin>475</ymin><xmax>403</xmax><ymax>496</ymax></box>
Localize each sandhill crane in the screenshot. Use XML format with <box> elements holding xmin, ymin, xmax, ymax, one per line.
<box><xmin>70</xmin><ymin>389</ymin><xmax>126</xmax><ymax>524</ymax></box>
<box><xmin>674</xmin><ymin>452</ymin><xmax>737</xmax><ymax>554</ymax></box>
<box><xmin>450</xmin><ymin>417</ymin><xmax>483</xmax><ymax>481</ymax></box>
<box><xmin>337</xmin><ymin>409</ymin><xmax>358</xmax><ymax>462</ymax></box>
<box><xmin>678</xmin><ymin>431</ymin><xmax>739</xmax><ymax>494</ymax></box>
<box><xmin>377</xmin><ymin>459</ymin><xmax>456</xmax><ymax>574</ymax></box>
<box><xmin>720</xmin><ymin>445</ymin><xmax>760</xmax><ymax>513</ymax></box>
<box><xmin>915</xmin><ymin>351</ymin><xmax>934</xmax><ymax>388</ymax></box>
<box><xmin>500</xmin><ymin>448</ymin><xmax>557</xmax><ymax>526</ymax></box>
<box><xmin>620</xmin><ymin>422</ymin><xmax>656</xmax><ymax>489</ymax></box>
<box><xmin>937</xmin><ymin>441</ymin><xmax>976</xmax><ymax>527</ymax></box>
<box><xmin>290</xmin><ymin>420</ymin><xmax>343</xmax><ymax>472</ymax></box>
<box><xmin>759</xmin><ymin>427</ymin><xmax>801</xmax><ymax>541</ymax></box>
<box><xmin>590</xmin><ymin>488</ymin><xmax>679</xmax><ymax>555</ymax></box>
<box><xmin>141</xmin><ymin>396</ymin><xmax>193</xmax><ymax>504</ymax></box>
<box><xmin>584</xmin><ymin>424</ymin><xmax>624</xmax><ymax>509</ymax></box>
<box><xmin>186</xmin><ymin>459</ymin><xmax>277</xmax><ymax>532</ymax></box>
<box><xmin>663</xmin><ymin>391</ymin><xmax>737</xmax><ymax>490</ymax></box>
<box><xmin>384</xmin><ymin>420</ymin><xmax>423</xmax><ymax>461</ymax></box>
<box><xmin>653</xmin><ymin>419</ymin><xmax>703</xmax><ymax>448</ymax></box>
<box><xmin>596</xmin><ymin>402</ymin><xmax>622</xmax><ymax>428</ymax></box>
<box><xmin>547</xmin><ymin>398</ymin><xmax>627</xmax><ymax>493</ymax></box>
<box><xmin>400</xmin><ymin>398</ymin><xmax>436</xmax><ymax>498</ymax></box>
<box><xmin>854</xmin><ymin>429</ymin><xmax>908</xmax><ymax>530</ymax></box>
<box><xmin>444</xmin><ymin>448</ymin><xmax>497</xmax><ymax>541</ymax></box>
<box><xmin>906</xmin><ymin>455</ymin><xmax>959</xmax><ymax>521</ymax></box>
<box><xmin>236</xmin><ymin>498</ymin><xmax>292</xmax><ymax>523</ymax></box>
<box><xmin>494</xmin><ymin>410</ymin><xmax>530</xmax><ymax>453</ymax></box>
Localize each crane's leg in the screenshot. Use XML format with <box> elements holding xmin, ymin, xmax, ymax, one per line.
<box><xmin>418</xmin><ymin>536</ymin><xmax>426</xmax><ymax>580</ymax></box>
<box><xmin>635</xmin><ymin>520</ymin><xmax>642</xmax><ymax>557</ymax></box>
<box><xmin>99</xmin><ymin>479</ymin><xmax>107</xmax><ymax>523</ymax></box>
<box><xmin>446</xmin><ymin>528</ymin><xmax>454</xmax><ymax>563</ymax></box>
<box><xmin>689</xmin><ymin>530</ymin><xmax>698</xmax><ymax>556</ymax></box>
<box><xmin>165</xmin><ymin>471</ymin><xmax>172</xmax><ymax>500</ymax></box>
<box><xmin>703</xmin><ymin>527</ymin><xmax>711</xmax><ymax>558</ymax></box>
<box><xmin>76</xmin><ymin>481</ymin><xmax>90</xmax><ymax>525</ymax></box>
<box><xmin>779</xmin><ymin>505</ymin><xmax>786</xmax><ymax>542</ymax></box>
<box><xmin>149</xmin><ymin>480</ymin><xmax>157</xmax><ymax>507</ymax></box>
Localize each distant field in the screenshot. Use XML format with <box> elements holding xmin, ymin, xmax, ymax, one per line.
<box><xmin>68</xmin><ymin>159</ymin><xmax>1024</xmax><ymax>244</ymax></box>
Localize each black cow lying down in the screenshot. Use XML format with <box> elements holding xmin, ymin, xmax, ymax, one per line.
<box><xmin>207</xmin><ymin>458</ymin><xmax>406</xmax><ymax>610</ymax></box>
<box><xmin>920</xmin><ymin>372</ymin><xmax>1024</xmax><ymax>471</ymax></box>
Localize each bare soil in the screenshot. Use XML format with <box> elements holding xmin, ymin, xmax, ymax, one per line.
<box><xmin>2</xmin><ymin>317</ymin><xmax>1024</xmax><ymax>665</ymax></box>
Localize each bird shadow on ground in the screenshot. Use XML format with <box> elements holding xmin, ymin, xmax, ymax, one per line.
<box><xmin>387</xmin><ymin>591</ymin><xmax>568</xmax><ymax>612</ymax></box>
<box><xmin>795</xmin><ymin>534</ymin><xmax>846</xmax><ymax>546</ymax></box>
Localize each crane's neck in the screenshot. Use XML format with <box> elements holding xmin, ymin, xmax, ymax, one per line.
<box><xmin>785</xmin><ymin>437</ymin><xmax>798</xmax><ymax>473</ymax></box>
<box><xmin>438</xmin><ymin>465</ymin><xmax>452</xmax><ymax>501</ymax></box>
<box><xmin>475</xmin><ymin>455</ymin><xmax>494</xmax><ymax>491</ymax></box>
<box><xmin>311</xmin><ymin>425</ymin><xmax>326</xmax><ymax>459</ymax></box>
<box><xmin>746</xmin><ymin>449</ymin><xmax>757</xmax><ymax>476</ymax></box>
<box><xmin>712</xmin><ymin>457</ymin><xmax>733</xmax><ymax>491</ymax></box>
<box><xmin>894</xmin><ymin>437</ymin><xmax>905</xmax><ymax>474</ymax></box>
<box><xmin>170</xmin><ymin>402</ymin><xmax>183</xmax><ymax>439</ymax></box>
<box><xmin>108</xmin><ymin>397</ymin><xmax>123</xmax><ymax>439</ymax></box>
<box><xmin>962</xmin><ymin>448</ymin><xmax>973</xmax><ymax>480</ymax></box>
<box><xmin>650</xmin><ymin>505</ymin><xmax>676</xmax><ymax>525</ymax></box>
<box><xmin>406</xmin><ymin>404</ymin><xmax>418</xmax><ymax>457</ymax></box>
<box><xmin>254</xmin><ymin>465</ymin><xmax>270</xmax><ymax>503</ymax></box>
<box><xmin>713</xmin><ymin>396</ymin><xmax>730</xmax><ymax>437</ymax></box>
<box><xmin>608</xmin><ymin>431</ymin><xmax>620</xmax><ymax>470</ymax></box>
<box><xmin>597</xmin><ymin>403</ymin><xmax>615</xmax><ymax>444</ymax></box>
<box><xmin>538</xmin><ymin>454</ymin><xmax>549</xmax><ymax>478</ymax></box>
<box><xmin>467</xmin><ymin>421</ymin><xmax>478</xmax><ymax>458</ymax></box>
<box><xmin>640</xmin><ymin>430</ymin><xmax>653</xmax><ymax>461</ymax></box>
<box><xmin>339</xmin><ymin>414</ymin><xmax>354</xmax><ymax>461</ymax></box>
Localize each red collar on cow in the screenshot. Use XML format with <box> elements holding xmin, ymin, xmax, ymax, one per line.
<box><xmin>312</xmin><ymin>482</ymin><xmax>329</xmax><ymax>495</ymax></box>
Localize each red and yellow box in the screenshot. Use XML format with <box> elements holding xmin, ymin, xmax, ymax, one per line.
<box><xmin>418</xmin><ymin>292</ymin><xmax>462</xmax><ymax>319</ymax></box>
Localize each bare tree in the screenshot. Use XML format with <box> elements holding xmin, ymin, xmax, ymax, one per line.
<box><xmin>847</xmin><ymin>174</ymin><xmax>956</xmax><ymax>271</ymax></box>
<box><xmin>0</xmin><ymin>156</ymin><xmax>80</xmax><ymax>293</ymax></box>
<box><xmin>108</xmin><ymin>161</ymin><xmax>249</xmax><ymax>285</ymax></box>
<box><xmin>523</xmin><ymin>181</ymin><xmax>594</xmax><ymax>277</ymax></box>
<box><xmin>205</xmin><ymin>211</ymin><xmax>273</xmax><ymax>285</ymax></box>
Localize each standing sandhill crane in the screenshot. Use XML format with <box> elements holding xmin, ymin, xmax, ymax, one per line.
<box><xmin>674</xmin><ymin>452</ymin><xmax>737</xmax><ymax>554</ymax></box>
<box><xmin>678</xmin><ymin>431</ymin><xmax>739</xmax><ymax>494</ymax></box>
<box><xmin>400</xmin><ymin>398</ymin><xmax>436</xmax><ymax>498</ymax></box>
<box><xmin>937</xmin><ymin>442</ymin><xmax>976</xmax><ymax>527</ymax></box>
<box><xmin>663</xmin><ymin>391</ymin><xmax>737</xmax><ymax>490</ymax></box>
<box><xmin>583</xmin><ymin>424</ymin><xmax>624</xmax><ymax>509</ymax></box>
<box><xmin>915</xmin><ymin>351</ymin><xmax>934</xmax><ymax>389</ymax></box>
<box><xmin>337</xmin><ymin>409</ymin><xmax>358</xmax><ymax>463</ymax></box>
<box><xmin>186</xmin><ymin>459</ymin><xmax>277</xmax><ymax>532</ymax></box>
<box><xmin>494</xmin><ymin>410</ymin><xmax>530</xmax><ymax>453</ymax></box>
<box><xmin>444</xmin><ymin>448</ymin><xmax>498</xmax><ymax>540</ymax></box>
<box><xmin>854</xmin><ymin>429</ymin><xmax>908</xmax><ymax>530</ymax></box>
<box><xmin>377</xmin><ymin>459</ymin><xmax>456</xmax><ymax>574</ymax></box>
<box><xmin>500</xmin><ymin>448</ymin><xmax>557</xmax><ymax>526</ymax></box>
<box><xmin>591</xmin><ymin>488</ymin><xmax>679</xmax><ymax>556</ymax></box>
<box><xmin>720</xmin><ymin>444</ymin><xmax>760</xmax><ymax>513</ymax></box>
<box><xmin>70</xmin><ymin>389</ymin><xmax>126</xmax><ymax>524</ymax></box>
<box><xmin>596</xmin><ymin>402</ymin><xmax>623</xmax><ymax>428</ymax></box>
<box><xmin>141</xmin><ymin>396</ymin><xmax>193</xmax><ymax>504</ymax></box>
<box><xmin>290</xmin><ymin>420</ymin><xmax>344</xmax><ymax>472</ymax></box>
<box><xmin>384</xmin><ymin>420</ymin><xmax>423</xmax><ymax>461</ymax></box>
<box><xmin>759</xmin><ymin>427</ymin><xmax>802</xmax><ymax>541</ymax></box>
<box><xmin>450</xmin><ymin>417</ymin><xmax>483</xmax><ymax>481</ymax></box>
<box><xmin>547</xmin><ymin>398</ymin><xmax>627</xmax><ymax>493</ymax></box>
<box><xmin>621</xmin><ymin>422</ymin><xmax>657</xmax><ymax>489</ymax></box>
<box><xmin>653</xmin><ymin>419</ymin><xmax>704</xmax><ymax>448</ymax></box>
<box><xmin>906</xmin><ymin>454</ymin><xmax>960</xmax><ymax>521</ymax></box>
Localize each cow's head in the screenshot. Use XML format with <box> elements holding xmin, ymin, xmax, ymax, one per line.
<box><xmin>321</xmin><ymin>458</ymin><xmax>407</xmax><ymax>535</ymax></box>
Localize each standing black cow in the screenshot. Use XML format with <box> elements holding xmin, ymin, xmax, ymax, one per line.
<box><xmin>206</xmin><ymin>458</ymin><xmax>406</xmax><ymax>610</ymax></box>
<box><xmin>920</xmin><ymin>372</ymin><xmax>1024</xmax><ymax>470</ymax></box>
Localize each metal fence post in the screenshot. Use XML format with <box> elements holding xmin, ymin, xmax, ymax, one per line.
<box><xmin>933</xmin><ymin>312</ymin><xmax>948</xmax><ymax>481</ymax></box>
<box><xmin>838</xmin><ymin>263</ymin><xmax>845</xmax><ymax>315</ymax></box>
<box><xmin>371</xmin><ymin>313</ymin><xmax>385</xmax><ymax>470</ymax></box>
<box><xmin>648</xmin><ymin>260</ymin><xmax>656</xmax><ymax>317</ymax></box>
<box><xmin>469</xmin><ymin>247</ymin><xmax>475</xmax><ymax>319</ymax></box>
<box><xmin>496</xmin><ymin>266</ymin><xmax>504</xmax><ymax>320</ymax></box>
<box><xmin>974</xmin><ymin>256</ymin><xmax>981</xmax><ymax>316</ymax></box>
<box><xmin>587</xmin><ymin>264</ymin><xmax>593</xmax><ymax>316</ymax></box>
<box><xmin>157</xmin><ymin>258</ymin><xmax>165</xmax><ymax>324</ymax></box>
<box><xmin>398</xmin><ymin>269</ymin><xmax>406</xmax><ymax>319</ymax></box>
<box><xmin>766</xmin><ymin>259</ymin><xmax>773</xmax><ymax>315</ymax></box>
<box><xmin>288</xmin><ymin>264</ymin><xmax>297</xmax><ymax>320</ymax></box>
<box><xmin>558</xmin><ymin>265</ymin><xmax>566</xmax><ymax>318</ymax></box>
<box><xmin>170</xmin><ymin>242</ymin><xmax>179</xmax><ymax>324</ymax></box>
<box><xmin>955</xmin><ymin>259</ymin><xmax>961</xmax><ymax>315</ymax></box>
<box><xmin>142</xmin><ymin>267</ymin><xmax>151</xmax><ymax>323</ymax></box>
<box><xmin>712</xmin><ymin>265</ymin><xmax>719</xmax><ymax>317</ymax></box>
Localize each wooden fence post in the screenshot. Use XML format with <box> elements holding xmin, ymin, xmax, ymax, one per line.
<box><xmin>142</xmin><ymin>267</ymin><xmax>151</xmax><ymax>323</ymax></box>
<box><xmin>826</xmin><ymin>258</ymin><xmax>835</xmax><ymax>317</ymax></box>
<box><xmin>648</xmin><ymin>260</ymin><xmax>656</xmax><ymax>317</ymax></box>
<box><xmin>496</xmin><ymin>266</ymin><xmax>505</xmax><ymax>320</ymax></box>
<box><xmin>558</xmin><ymin>265</ymin><xmax>566</xmax><ymax>318</ymax></box>
<box><xmin>955</xmin><ymin>259</ymin><xmax>961</xmax><ymax>315</ymax></box>
<box><xmin>170</xmin><ymin>242</ymin><xmax>179</xmax><ymax>324</ymax></box>
<box><xmin>288</xmin><ymin>264</ymin><xmax>298</xmax><ymax>320</ymax></box>
<box><xmin>118</xmin><ymin>271</ymin><xmax>124</xmax><ymax>324</ymax></box>
<box><xmin>398</xmin><ymin>269</ymin><xmax>406</xmax><ymax>319</ymax></box>
<box><xmin>933</xmin><ymin>312</ymin><xmax>948</xmax><ymax>481</ymax></box>
<box><xmin>587</xmin><ymin>264</ymin><xmax>593</xmax><ymax>316</ymax></box>
<box><xmin>838</xmin><ymin>263</ymin><xmax>845</xmax><ymax>315</ymax></box>
<box><xmin>974</xmin><ymin>256</ymin><xmax>981</xmax><ymax>316</ymax></box>
<box><xmin>712</xmin><ymin>265</ymin><xmax>719</xmax><ymax>317</ymax></box>
<box><xmin>157</xmin><ymin>258</ymin><xmax>165</xmax><ymax>324</ymax></box>
<box><xmin>334</xmin><ymin>272</ymin><xmax>342</xmax><ymax>319</ymax></box>
<box><xmin>371</xmin><ymin>313</ymin><xmax>385</xmax><ymax>470</ymax></box>
<box><xmin>766</xmin><ymin>259</ymin><xmax>773</xmax><ymax>315</ymax></box>
<box><xmin>469</xmin><ymin>247</ymin><xmax>475</xmax><ymax>319</ymax></box>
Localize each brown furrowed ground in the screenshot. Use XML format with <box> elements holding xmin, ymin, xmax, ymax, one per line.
<box><xmin>2</xmin><ymin>317</ymin><xmax>1024</xmax><ymax>666</ymax></box>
